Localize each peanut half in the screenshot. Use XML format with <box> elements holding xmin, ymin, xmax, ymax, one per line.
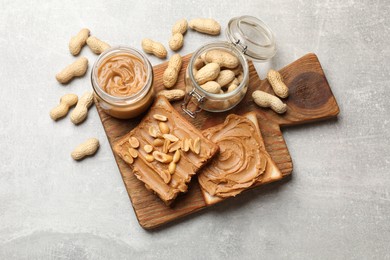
<box><xmin>168</xmin><ymin>161</ymin><xmax>176</xmax><ymax>174</ymax></box>
<box><xmin>86</xmin><ymin>36</ymin><xmax>110</xmax><ymax>54</ymax></box>
<box><xmin>129</xmin><ymin>137</ymin><xmax>139</xmax><ymax>148</ymax></box>
<box><xmin>163</xmin><ymin>134</ymin><xmax>179</xmax><ymax>143</ymax></box>
<box><xmin>173</xmin><ymin>150</ymin><xmax>181</xmax><ymax>163</ymax></box>
<box><xmin>69</xmin><ymin>28</ymin><xmax>90</xmax><ymax>56</ymax></box>
<box><xmin>71</xmin><ymin>138</ymin><xmax>99</xmax><ymax>160</ymax></box>
<box><xmin>153</xmin><ymin>114</ymin><xmax>168</xmax><ymax>122</ymax></box>
<box><xmin>168</xmin><ymin>141</ymin><xmax>182</xmax><ymax>153</ymax></box>
<box><xmin>189</xmin><ymin>18</ymin><xmax>221</xmax><ymax>35</ymax></box>
<box><xmin>144</xmin><ymin>144</ymin><xmax>153</xmax><ymax>154</ymax></box>
<box><xmin>141</xmin><ymin>38</ymin><xmax>167</xmax><ymax>59</ymax></box>
<box><xmin>158</xmin><ymin>122</ymin><xmax>170</xmax><ymax>135</ymax></box>
<box><xmin>252</xmin><ymin>90</ymin><xmax>287</xmax><ymax>114</ymax></box>
<box><xmin>193</xmin><ymin>137</ymin><xmax>201</xmax><ymax>154</ymax></box>
<box><xmin>70</xmin><ymin>92</ymin><xmax>94</xmax><ymax>125</ymax></box>
<box><xmin>153</xmin><ymin>138</ymin><xmax>164</xmax><ymax>147</ymax></box>
<box><xmin>149</xmin><ymin>126</ymin><xmax>161</xmax><ymax>138</ymax></box>
<box><xmin>267</xmin><ymin>69</ymin><xmax>289</xmax><ymax>98</ymax></box>
<box><xmin>163</xmin><ymin>54</ymin><xmax>182</xmax><ymax>88</ymax></box>
<box><xmin>145</xmin><ymin>154</ymin><xmax>154</xmax><ymax>162</ymax></box>
<box><xmin>152</xmin><ymin>151</ymin><xmax>173</xmax><ymax>164</ymax></box>
<box><xmin>128</xmin><ymin>147</ymin><xmax>138</xmax><ymax>158</ymax></box>
<box><xmin>56</xmin><ymin>57</ymin><xmax>88</xmax><ymax>84</ymax></box>
<box><xmin>162</xmin><ymin>139</ymin><xmax>170</xmax><ymax>154</ymax></box>
<box><xmin>182</xmin><ymin>139</ymin><xmax>190</xmax><ymax>152</ymax></box>
<box><xmin>159</xmin><ymin>170</ymin><xmax>171</xmax><ymax>184</ymax></box>
<box><xmin>123</xmin><ymin>154</ymin><xmax>134</xmax><ymax>164</ymax></box>
<box><xmin>50</xmin><ymin>94</ymin><xmax>78</xmax><ymax>121</ymax></box>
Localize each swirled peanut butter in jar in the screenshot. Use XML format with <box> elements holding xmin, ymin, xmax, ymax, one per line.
<box><xmin>91</xmin><ymin>46</ymin><xmax>154</xmax><ymax>119</ymax></box>
<box><xmin>98</xmin><ymin>53</ymin><xmax>147</xmax><ymax>97</ymax></box>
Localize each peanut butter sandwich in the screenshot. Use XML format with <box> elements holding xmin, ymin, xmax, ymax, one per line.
<box><xmin>113</xmin><ymin>96</ymin><xmax>219</xmax><ymax>205</ymax></box>
<box><xmin>198</xmin><ymin>112</ymin><xmax>283</xmax><ymax>205</ymax></box>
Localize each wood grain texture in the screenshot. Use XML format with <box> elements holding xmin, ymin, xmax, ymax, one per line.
<box><xmin>95</xmin><ymin>53</ymin><xmax>339</xmax><ymax>229</ymax></box>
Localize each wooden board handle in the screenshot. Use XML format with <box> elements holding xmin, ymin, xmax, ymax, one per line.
<box><xmin>256</xmin><ymin>53</ymin><xmax>340</xmax><ymax>127</ymax></box>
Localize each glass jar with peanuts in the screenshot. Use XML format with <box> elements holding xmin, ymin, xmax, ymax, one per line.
<box><xmin>182</xmin><ymin>16</ymin><xmax>276</xmax><ymax>118</ymax></box>
<box><xmin>91</xmin><ymin>46</ymin><xmax>154</xmax><ymax>119</ymax></box>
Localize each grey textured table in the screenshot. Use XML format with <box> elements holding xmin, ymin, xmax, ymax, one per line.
<box><xmin>0</xmin><ymin>1</ymin><xmax>389</xmax><ymax>259</ymax></box>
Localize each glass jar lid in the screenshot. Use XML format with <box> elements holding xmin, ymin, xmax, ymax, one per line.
<box><xmin>226</xmin><ymin>16</ymin><xmax>277</xmax><ymax>62</ymax></box>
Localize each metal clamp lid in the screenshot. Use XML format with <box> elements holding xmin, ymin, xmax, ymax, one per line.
<box><xmin>226</xmin><ymin>16</ymin><xmax>277</xmax><ymax>61</ymax></box>
<box><xmin>181</xmin><ymin>89</ymin><xmax>204</xmax><ymax>118</ymax></box>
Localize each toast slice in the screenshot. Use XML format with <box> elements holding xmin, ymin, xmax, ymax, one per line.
<box><xmin>113</xmin><ymin>96</ymin><xmax>219</xmax><ymax>206</ymax></box>
<box><xmin>198</xmin><ymin>112</ymin><xmax>283</xmax><ymax>205</ymax></box>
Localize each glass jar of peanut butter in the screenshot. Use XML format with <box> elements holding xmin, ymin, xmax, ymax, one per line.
<box><xmin>182</xmin><ymin>16</ymin><xmax>276</xmax><ymax>118</ymax></box>
<box><xmin>91</xmin><ymin>46</ymin><xmax>154</xmax><ymax>119</ymax></box>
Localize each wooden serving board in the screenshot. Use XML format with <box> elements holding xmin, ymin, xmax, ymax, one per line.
<box><xmin>95</xmin><ymin>53</ymin><xmax>339</xmax><ymax>229</ymax></box>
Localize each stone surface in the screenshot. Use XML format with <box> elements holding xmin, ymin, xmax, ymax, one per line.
<box><xmin>0</xmin><ymin>0</ymin><xmax>389</xmax><ymax>259</ymax></box>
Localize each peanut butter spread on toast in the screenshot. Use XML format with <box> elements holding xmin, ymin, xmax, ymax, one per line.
<box><xmin>198</xmin><ymin>114</ymin><xmax>267</xmax><ymax>198</ymax></box>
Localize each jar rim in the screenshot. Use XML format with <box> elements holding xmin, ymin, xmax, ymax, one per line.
<box><xmin>226</xmin><ymin>15</ymin><xmax>277</xmax><ymax>61</ymax></box>
<box><xmin>91</xmin><ymin>46</ymin><xmax>153</xmax><ymax>106</ymax></box>
<box><xmin>188</xmin><ymin>41</ymin><xmax>249</xmax><ymax>100</ymax></box>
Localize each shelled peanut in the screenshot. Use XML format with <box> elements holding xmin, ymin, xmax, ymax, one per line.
<box><xmin>193</xmin><ymin>49</ymin><xmax>243</xmax><ymax>95</ymax></box>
